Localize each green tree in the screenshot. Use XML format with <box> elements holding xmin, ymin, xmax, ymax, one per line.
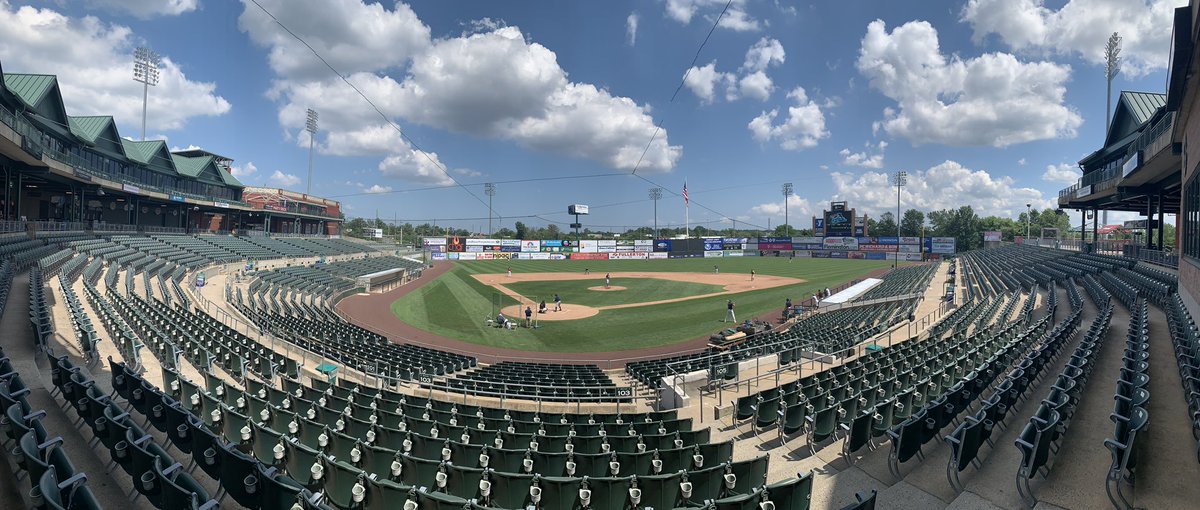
<box><xmin>514</xmin><ymin>221</ymin><xmax>527</xmax><ymax>239</ymax></box>
<box><xmin>873</xmin><ymin>212</ymin><xmax>897</xmax><ymax>236</ymax></box>
<box><xmin>900</xmin><ymin>209</ymin><xmax>925</xmax><ymax>237</ymax></box>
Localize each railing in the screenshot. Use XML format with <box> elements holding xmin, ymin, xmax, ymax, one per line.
<box><xmin>93</xmin><ymin>223</ymin><xmax>138</xmax><ymax>233</ymax></box>
<box><xmin>143</xmin><ymin>226</ymin><xmax>187</xmax><ymax>234</ymax></box>
<box><xmin>1135</xmin><ymin>111</ymin><xmax>1175</xmax><ymax>159</ymax></box>
<box><xmin>1123</xmin><ymin>245</ymin><xmax>1178</xmax><ymax>269</ymax></box>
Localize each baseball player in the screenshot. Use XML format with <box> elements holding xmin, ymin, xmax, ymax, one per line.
<box><xmin>554</xmin><ymin>294</ymin><xmax>562</xmax><ymax>311</ymax></box>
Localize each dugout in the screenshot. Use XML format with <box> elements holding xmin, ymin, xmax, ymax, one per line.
<box><xmin>356</xmin><ymin>266</ymin><xmax>420</xmax><ymax>293</ymax></box>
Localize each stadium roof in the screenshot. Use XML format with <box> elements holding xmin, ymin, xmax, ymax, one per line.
<box><xmin>1104</xmin><ymin>91</ymin><xmax>1166</xmax><ymax>147</ymax></box>
<box><xmin>66</xmin><ymin>115</ymin><xmax>116</xmax><ymax>146</ymax></box>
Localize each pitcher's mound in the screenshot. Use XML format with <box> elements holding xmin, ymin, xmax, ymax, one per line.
<box><xmin>588</xmin><ymin>285</ymin><xmax>626</xmax><ymax>292</ymax></box>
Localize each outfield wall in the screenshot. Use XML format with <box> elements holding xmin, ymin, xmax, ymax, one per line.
<box><xmin>424</xmin><ymin>235</ymin><xmax>950</xmax><ymax>262</ymax></box>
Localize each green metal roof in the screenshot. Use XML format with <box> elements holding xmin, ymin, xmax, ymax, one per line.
<box><xmin>67</xmin><ymin>116</ymin><xmax>114</xmax><ymax>145</ymax></box>
<box><xmin>216</xmin><ymin>166</ymin><xmax>244</xmax><ymax>188</ymax></box>
<box><xmin>120</xmin><ymin>139</ymin><xmax>169</xmax><ymax>166</ymax></box>
<box><xmin>170</xmin><ymin>154</ymin><xmax>211</xmax><ymax>178</ymax></box>
<box><xmin>3</xmin><ymin>73</ymin><xmax>57</xmax><ymax>109</ymax></box>
<box><xmin>1119</xmin><ymin>91</ymin><xmax>1165</xmax><ymax>124</ymax></box>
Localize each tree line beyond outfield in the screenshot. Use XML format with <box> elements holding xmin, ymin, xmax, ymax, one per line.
<box><xmin>345</xmin><ymin>205</ymin><xmax>1099</xmax><ymax>254</ymax></box>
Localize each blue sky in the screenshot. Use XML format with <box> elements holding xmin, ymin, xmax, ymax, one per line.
<box><xmin>0</xmin><ymin>0</ymin><xmax>1184</xmax><ymax>231</ymax></box>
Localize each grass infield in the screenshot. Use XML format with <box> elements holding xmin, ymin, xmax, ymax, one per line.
<box><xmin>390</xmin><ymin>257</ymin><xmax>895</xmax><ymax>353</ymax></box>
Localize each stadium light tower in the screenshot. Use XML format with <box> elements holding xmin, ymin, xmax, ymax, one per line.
<box><xmin>1026</xmin><ymin>203</ymin><xmax>1032</xmax><ymax>238</ymax></box>
<box><xmin>893</xmin><ymin>171</ymin><xmax>907</xmax><ymax>268</ymax></box>
<box><xmin>305</xmin><ymin>109</ymin><xmax>318</xmax><ymax>194</ymax></box>
<box><xmin>781</xmin><ymin>182</ymin><xmax>793</xmax><ymax>236</ymax></box>
<box><xmin>484</xmin><ymin>183</ymin><xmax>496</xmax><ymax>235</ymax></box>
<box><xmin>132</xmin><ymin>47</ymin><xmax>161</xmax><ymax>141</ymax></box>
<box><xmin>1102</xmin><ymin>32</ymin><xmax>1121</xmax><ymax>227</ymax></box>
<box><xmin>649</xmin><ymin>187</ymin><xmax>662</xmax><ymax>239</ymax></box>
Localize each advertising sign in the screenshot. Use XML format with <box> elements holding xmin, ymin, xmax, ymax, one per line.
<box><xmin>500</xmin><ymin>239</ymin><xmax>521</xmax><ymax>247</ymax></box>
<box><xmin>983</xmin><ymin>231</ymin><xmax>1002</xmax><ymax>242</ymax></box>
<box><xmin>722</xmin><ymin>237</ymin><xmax>749</xmax><ymax>244</ymax></box>
<box><xmin>898</xmin><ymin>236</ymin><xmax>921</xmax><ymax>245</ymax></box>
<box><xmin>853</xmin><ymin>226</ymin><xmax>865</xmax><ymax>236</ymax></box>
<box><xmin>521</xmin><ymin>240</ymin><xmax>540</xmax><ymax>252</ymax></box>
<box><xmin>423</xmin><ymin>237</ymin><xmax>447</xmax><ymax>246</ymax></box>
<box><xmin>704</xmin><ymin>241</ymin><xmax>723</xmax><ymax>251</ymax></box>
<box><xmin>653</xmin><ymin>239</ymin><xmax>672</xmax><ymax>252</ymax></box>
<box><xmin>542</xmin><ymin>240</ymin><xmax>563</xmax><ymax>247</ymax></box>
<box><xmin>431</xmin><ymin>253</ymin><xmax>447</xmax><ymax>261</ymax></box>
<box><xmin>465</xmin><ymin>238</ymin><xmax>497</xmax><ymax>246</ymax></box>
<box><xmin>931</xmin><ymin>242</ymin><xmax>956</xmax><ymax>254</ymax></box>
<box><xmin>876</xmin><ymin>236</ymin><xmax>899</xmax><ymax>245</ymax></box>
<box><xmin>169</xmin><ymin>195</ymin><xmax>186</xmax><ymax>202</ymax></box>
<box><xmin>865</xmin><ymin>252</ymin><xmax>887</xmax><ymax>260</ymax></box>
<box><xmin>811</xmin><ymin>251</ymin><xmax>831</xmax><ymax>258</ymax></box>
<box><xmin>859</xmin><ymin>244</ymin><xmax>897</xmax><ymax>252</ymax></box>
<box><xmin>822</xmin><ymin>236</ymin><xmax>859</xmax><ymax>250</ymax></box>
<box><xmin>123</xmin><ymin>184</ymin><xmax>141</xmax><ymax>194</ymax></box>
<box><xmin>647</xmin><ymin>252</ymin><xmax>668</xmax><ymax>259</ymax></box>
<box><xmin>703</xmin><ymin>251</ymin><xmax>723</xmax><ymax>258</ymax></box>
<box><xmin>898</xmin><ymin>244</ymin><xmax>922</xmax><ymax>253</ymax></box>
<box><xmin>500</xmin><ymin>246</ymin><xmax>520</xmax><ymax>252</ymax></box>
<box><xmin>854</xmin><ymin>216</ymin><xmax>865</xmax><ymax>227</ymax></box>
<box><xmin>457</xmin><ymin>253</ymin><xmax>477</xmax><ymax>260</ymax></box>
<box><xmin>828</xmin><ymin>252</ymin><xmax>848</xmax><ymax>259</ymax></box>
<box><xmin>213</xmin><ymin>201</ymin><xmax>231</xmax><ymax>208</ymax></box>
<box><xmin>813</xmin><ymin>218</ymin><xmax>825</xmax><ymax>230</ymax></box>
<box><xmin>758</xmin><ymin>237</ymin><xmax>791</xmax><ymax>250</ymax></box>
<box><xmin>476</xmin><ymin>253</ymin><xmax>494</xmax><ymax>260</ymax></box>
<box><xmin>570</xmin><ymin>253</ymin><xmax>609</xmax><ymax>260</ymax></box>
<box><xmin>466</xmin><ymin>245</ymin><xmax>483</xmax><ymax>252</ymax></box>
<box><xmin>447</xmin><ymin>237</ymin><xmax>465</xmax><ymax>252</ymax></box>
<box><xmin>723</xmin><ymin>250</ymin><xmax>743</xmax><ymax>257</ymax></box>
<box><xmin>848</xmin><ymin>251</ymin><xmax>866</xmax><ymax>259</ymax></box>
<box><xmin>824</xmin><ymin>210</ymin><xmax>853</xmax><ymax>236</ymax></box>
<box><xmin>579</xmin><ymin>240</ymin><xmax>598</xmax><ymax>253</ymax></box>
<box><xmin>609</xmin><ymin>252</ymin><xmax>648</xmax><ymax>260</ymax></box>
<box><xmin>793</xmin><ymin>237</ymin><xmax>822</xmax><ymax>245</ymax></box>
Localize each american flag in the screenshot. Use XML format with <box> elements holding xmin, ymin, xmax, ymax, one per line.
<box><xmin>682</xmin><ymin>181</ymin><xmax>689</xmax><ymax>206</ymax></box>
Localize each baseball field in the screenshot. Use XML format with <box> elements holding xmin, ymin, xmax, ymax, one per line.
<box><xmin>388</xmin><ymin>257</ymin><xmax>896</xmax><ymax>353</ymax></box>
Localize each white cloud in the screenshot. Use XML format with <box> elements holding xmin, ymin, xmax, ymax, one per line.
<box><xmin>839</xmin><ymin>141</ymin><xmax>887</xmax><ymax>168</ymax></box>
<box><xmin>230</xmin><ymin>162</ymin><xmax>258</xmax><ymax>179</ymax></box>
<box><xmin>714</xmin><ymin>8</ymin><xmax>761</xmax><ymax>32</ymax></box>
<box><xmin>239</xmin><ymin>0</ymin><xmax>430</xmax><ymax>81</ymax></box>
<box><xmin>683</xmin><ymin>62</ymin><xmax>734</xmax><ymax>104</ymax></box>
<box><xmin>830</xmin><ymin>160</ymin><xmax>1053</xmax><ymax>218</ymax></box>
<box><xmin>363</xmin><ymin>184</ymin><xmax>393</xmax><ymax>194</ymax></box>
<box><xmin>378</xmin><ymin>149</ymin><xmax>455</xmax><ymax>186</ymax></box>
<box><xmin>170</xmin><ymin>144</ymin><xmax>203</xmax><ymax>152</ymax></box>
<box><xmin>0</xmin><ymin>2</ymin><xmax>230</xmax><ymax>133</ymax></box>
<box><xmin>684</xmin><ymin>38</ymin><xmax>785</xmax><ymax>103</ymax></box>
<box><xmin>269</xmin><ymin>170</ymin><xmax>301</xmax><ymax>188</ymax></box>
<box><xmin>1042</xmin><ymin>162</ymin><xmax>1082</xmax><ymax>183</ymax></box>
<box><xmin>1018</xmin><ymin>158</ymin><xmax>1028</xmax><ymax>166</ymax></box>
<box><xmin>87</xmin><ymin>0</ymin><xmax>197</xmax><ymax>19</ymax></box>
<box><xmin>856</xmin><ymin>19</ymin><xmax>1081</xmax><ymax>147</ymax></box>
<box><xmin>253</xmin><ymin>19</ymin><xmax>680</xmax><ymax>175</ymax></box>
<box><xmin>749</xmin><ymin>194</ymin><xmax>813</xmax><ymax>220</ymax></box>
<box><xmin>626</xmin><ymin>11</ymin><xmax>639</xmax><ymax>46</ymax></box>
<box><xmin>961</xmin><ymin>0</ymin><xmax>1186</xmax><ymax>76</ymax></box>
<box><xmin>737</xmin><ymin>71</ymin><xmax>774</xmax><ymax>101</ymax></box>
<box><xmin>747</xmin><ymin>87</ymin><xmax>830</xmax><ymax>150</ymax></box>
<box><xmin>742</xmin><ymin>37</ymin><xmax>785</xmax><ymax>72</ymax></box>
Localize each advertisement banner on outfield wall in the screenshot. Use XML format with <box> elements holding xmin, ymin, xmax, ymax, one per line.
<box><xmin>758</xmin><ymin>241</ymin><xmax>792</xmax><ymax>250</ymax></box>
<box><xmin>635</xmin><ymin>239</ymin><xmax>653</xmax><ymax>249</ymax></box>
<box><xmin>865</xmin><ymin>252</ymin><xmax>887</xmax><ymax>260</ymax></box>
<box><xmin>609</xmin><ymin>252</ymin><xmax>648</xmax><ymax>260</ymax></box>
<box><xmin>860</xmin><ymin>244</ymin><xmax>898</xmax><ymax>252</ymax></box>
<box><xmin>423</xmin><ymin>237</ymin><xmax>447</xmax><ymax>246</ymax></box>
<box><xmin>458</xmin><ymin>253</ymin><xmax>476</xmax><ymax>260</ymax></box>
<box><xmin>570</xmin><ymin>253</ymin><xmax>609</xmax><ymax>260</ymax></box>
<box><xmin>431</xmin><ymin>253</ymin><xmax>447</xmax><ymax>260</ymax></box>
<box><xmin>579</xmin><ymin>240</ymin><xmax>598</xmax><ymax>253</ymax></box>
<box><xmin>898</xmin><ymin>244</ymin><xmax>922</xmax><ymax>253</ymax></box>
<box><xmin>465</xmin><ymin>238</ymin><xmax>497</xmax><ymax>246</ymax></box>
<box><xmin>829</xmin><ymin>251</ymin><xmax>849</xmax><ymax>259</ymax></box>
<box><xmin>466</xmin><ymin>245</ymin><xmax>483</xmax><ymax>252</ymax></box>
<box><xmin>527</xmin><ymin>253</ymin><xmax>552</xmax><ymax>260</ymax></box>
<box><xmin>500</xmin><ymin>239</ymin><xmax>521</xmax><ymax>247</ymax></box>
<box><xmin>647</xmin><ymin>252</ymin><xmax>668</xmax><ymax>259</ymax></box>
<box><xmin>811</xmin><ymin>251</ymin><xmax>830</xmax><ymax>258</ymax></box>
<box><xmin>500</xmin><ymin>246</ymin><xmax>520</xmax><ymax>252</ymax></box>
<box><xmin>653</xmin><ymin>239</ymin><xmax>672</xmax><ymax>252</ymax></box>
<box><xmin>848</xmin><ymin>251</ymin><xmax>866</xmax><ymax>259</ymax></box>
<box><xmin>446</xmin><ymin>253</ymin><xmax>459</xmax><ymax>260</ymax></box>
<box><xmin>723</xmin><ymin>237</ymin><xmax>749</xmax><ymax>244</ymax></box>
<box><xmin>447</xmin><ymin>237</ymin><xmax>465</xmax><ymax>252</ymax></box>
<box><xmin>493</xmin><ymin>253</ymin><xmax>514</xmax><ymax>260</ymax></box>
<box><xmin>704</xmin><ymin>251</ymin><xmax>723</xmax><ymax>258</ymax></box>
<box><xmin>930</xmin><ymin>242</ymin><xmax>956</xmax><ymax>254</ymax></box>
<box><xmin>476</xmin><ymin>253</ymin><xmax>493</xmax><ymax>260</ymax></box>
<box><xmin>793</xmin><ymin>250</ymin><xmax>811</xmax><ymax>258</ymax></box>
<box><xmin>723</xmin><ymin>250</ymin><xmax>743</xmax><ymax>257</ymax></box>
<box><xmin>704</xmin><ymin>241</ymin><xmax>723</xmax><ymax>251</ymax></box>
<box><xmin>427</xmin><ymin>245</ymin><xmax>445</xmax><ymax>253</ymax></box>
<box><xmin>822</xmin><ymin>236</ymin><xmax>859</xmax><ymax>250</ymax></box>
<box><xmin>899</xmin><ymin>236</ymin><xmax>921</xmax><ymax>245</ymax></box>
<box><xmin>875</xmin><ymin>237</ymin><xmax>899</xmax><ymax>245</ymax></box>
<box><xmin>597</xmin><ymin>240</ymin><xmax>616</xmax><ymax>252</ymax></box>
<box><xmin>521</xmin><ymin>240</ymin><xmax>540</xmax><ymax>252</ymax></box>
<box><xmin>793</xmin><ymin>237</ymin><xmax>822</xmax><ymax>245</ymax></box>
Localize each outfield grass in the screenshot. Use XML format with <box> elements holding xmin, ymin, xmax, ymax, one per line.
<box><xmin>391</xmin><ymin>257</ymin><xmax>895</xmax><ymax>352</ymax></box>
<box><xmin>502</xmin><ymin>277</ymin><xmax>725</xmax><ymax>308</ymax></box>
